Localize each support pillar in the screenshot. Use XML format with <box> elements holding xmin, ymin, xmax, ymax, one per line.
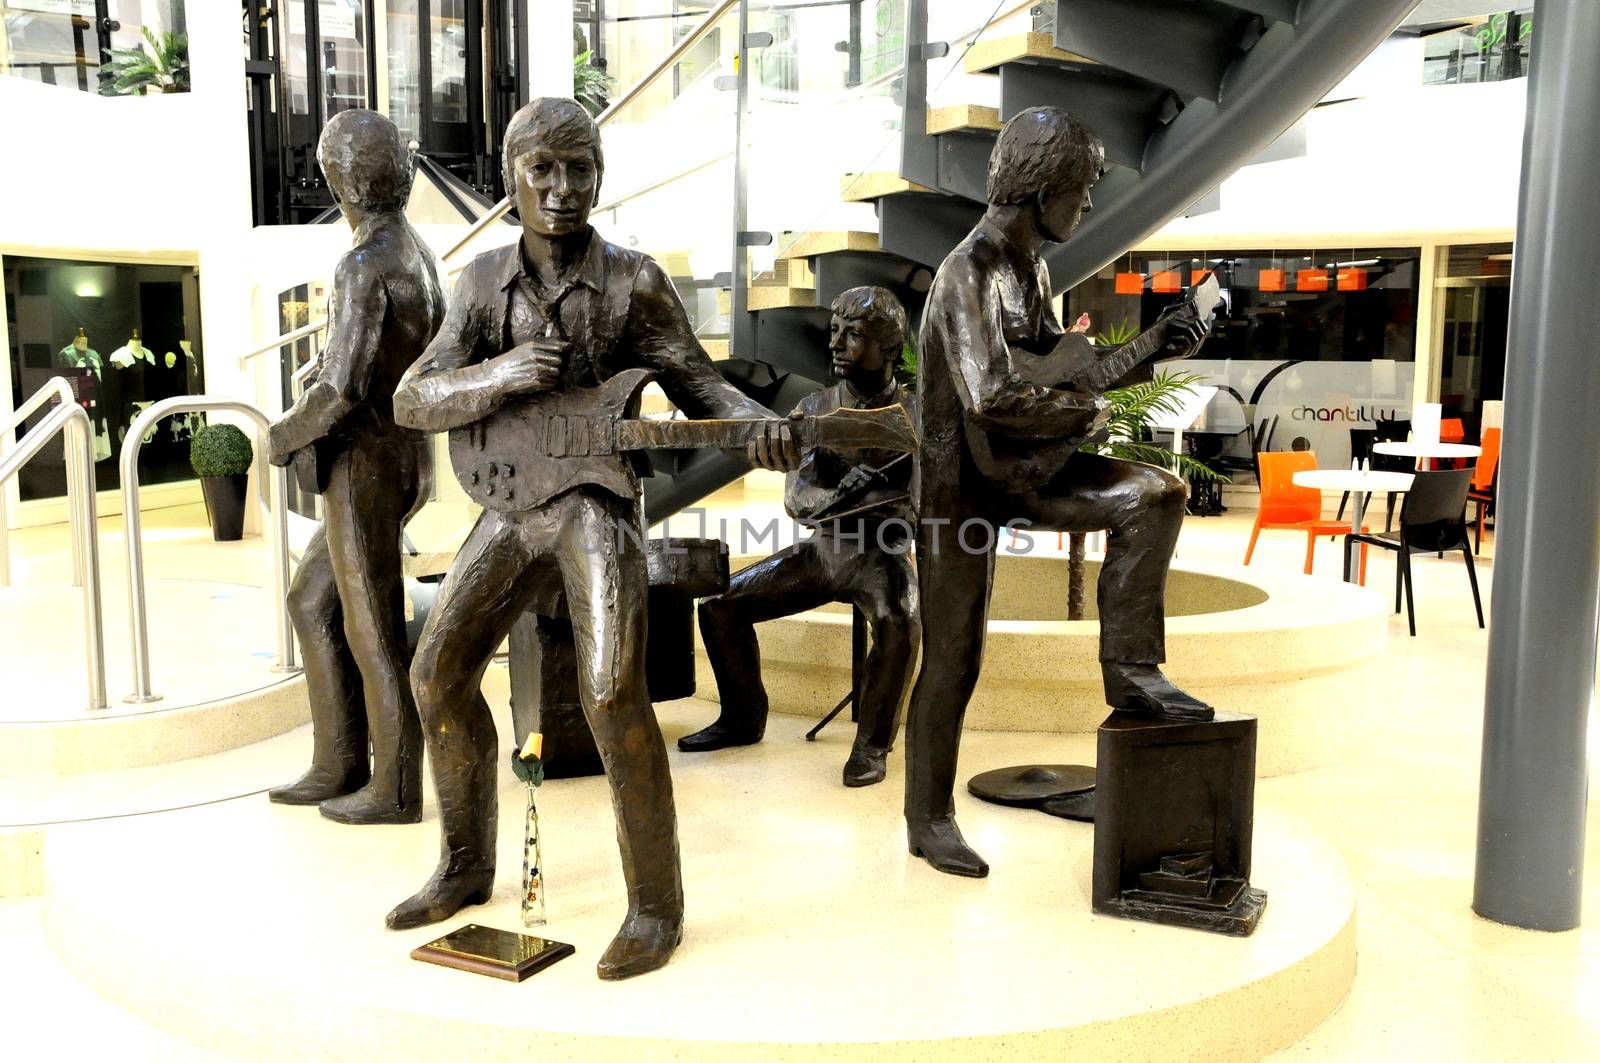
<box><xmin>526</xmin><ymin>0</ymin><xmax>574</xmax><ymax>98</ymax></box>
<box><xmin>1473</xmin><ymin>0</ymin><xmax>1600</xmax><ymax>931</ymax></box>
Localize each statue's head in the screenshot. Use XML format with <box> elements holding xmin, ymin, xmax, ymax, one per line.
<box><xmin>317</xmin><ymin>110</ymin><xmax>413</xmax><ymax>215</ymax></box>
<box><xmin>503</xmin><ymin>97</ymin><xmax>605</xmax><ymax>238</ymax></box>
<box><xmin>986</xmin><ymin>107</ymin><xmax>1104</xmax><ymax>243</ymax></box>
<box><xmin>829</xmin><ymin>286</ymin><xmax>907</xmax><ymax>384</ymax></box>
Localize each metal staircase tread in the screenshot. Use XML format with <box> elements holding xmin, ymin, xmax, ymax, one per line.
<box><xmin>963</xmin><ymin>33</ymin><xmax>1093</xmax><ymax>75</ymax></box>
<box><xmin>747</xmin><ymin>286</ymin><xmax>818</xmax><ymax>311</ymax></box>
<box><xmin>927</xmin><ymin>104</ymin><xmax>1002</xmax><ymax>135</ymax></box>
<box><xmin>840</xmin><ymin>172</ymin><xmax>935</xmax><ymax>202</ymax></box>
<box><xmin>776</xmin><ymin>231</ymin><xmax>882</xmax><ymax>260</ymax></box>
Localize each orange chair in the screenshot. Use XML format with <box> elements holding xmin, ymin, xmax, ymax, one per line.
<box><xmin>1469</xmin><ymin>427</ymin><xmax>1501</xmax><ymax>553</ymax></box>
<box><xmin>1245</xmin><ymin>451</ymin><xmax>1368</xmax><ymax>582</ymax></box>
<box><xmin>1440</xmin><ymin>418</ymin><xmax>1465</xmax><ymax>443</ymax></box>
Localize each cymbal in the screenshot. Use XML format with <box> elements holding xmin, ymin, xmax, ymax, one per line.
<box><xmin>967</xmin><ymin>763</ymin><xmax>1095</xmax><ymax>807</ymax></box>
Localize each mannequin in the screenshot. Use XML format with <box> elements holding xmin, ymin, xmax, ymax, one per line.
<box><xmin>57</xmin><ymin>327</ymin><xmax>101</xmax><ymax>373</ymax></box>
<box><xmin>109</xmin><ymin>328</ymin><xmax>156</xmax><ymax>368</ymax></box>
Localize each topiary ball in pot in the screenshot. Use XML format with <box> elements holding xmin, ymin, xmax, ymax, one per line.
<box><xmin>190</xmin><ymin>424</ymin><xmax>253</xmax><ymax>541</ymax></box>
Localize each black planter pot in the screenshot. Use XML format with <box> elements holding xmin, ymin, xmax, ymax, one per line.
<box><xmin>199</xmin><ymin>474</ymin><xmax>248</xmax><ymax>541</ymax></box>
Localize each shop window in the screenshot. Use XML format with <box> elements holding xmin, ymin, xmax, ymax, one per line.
<box><xmin>1068</xmin><ymin>249</ymin><xmax>1421</xmax><ymax>470</ymax></box>
<box><xmin>1421</xmin><ymin>9</ymin><xmax>1533</xmax><ymax>86</ymax></box>
<box><xmin>1435</xmin><ymin>241</ymin><xmax>1511</xmax><ymax>441</ymax></box>
<box><xmin>1</xmin><ymin>0</ymin><xmax>187</xmax><ymax>95</ymax></box>
<box><xmin>4</xmin><ymin>253</ymin><xmax>204</xmax><ymax>500</ymax></box>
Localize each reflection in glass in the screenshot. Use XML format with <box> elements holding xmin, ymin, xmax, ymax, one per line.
<box><xmin>1</xmin><ymin>0</ymin><xmax>187</xmax><ymax>94</ymax></box>
<box><xmin>319</xmin><ymin>0</ymin><xmax>367</xmax><ymax>118</ymax></box>
<box><xmin>432</xmin><ymin>0</ymin><xmax>468</xmax><ymax>124</ymax></box>
<box><xmin>4</xmin><ymin>254</ymin><xmax>205</xmax><ymax>500</ymax></box>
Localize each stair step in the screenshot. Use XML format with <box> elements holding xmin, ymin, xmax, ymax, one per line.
<box><xmin>1055</xmin><ymin>0</ymin><xmax>1262</xmax><ymax>102</ymax></box>
<box><xmin>777</xmin><ymin>230</ymin><xmax>882</xmax><ymax>260</ymax></box>
<box><xmin>964</xmin><ymin>32</ymin><xmax>1091</xmax><ymax>76</ymax></box>
<box><xmin>927</xmin><ymin>104</ymin><xmax>1002</xmax><ymax>135</ymax></box>
<box><xmin>701</xmin><ymin>338</ymin><xmax>730</xmax><ymax>360</ymax></box>
<box><xmin>1217</xmin><ymin>0</ymin><xmax>1298</xmax><ymax>23</ymax></box>
<box><xmin>840</xmin><ymin>172</ymin><xmax>934</xmax><ymax>203</ymax></box>
<box><xmin>999</xmin><ymin>62</ymin><xmax>1178</xmax><ymax>172</ymax></box>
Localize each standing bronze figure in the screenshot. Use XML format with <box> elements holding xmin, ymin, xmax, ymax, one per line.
<box><xmin>905</xmin><ymin>108</ymin><xmax>1213</xmax><ymax>877</ymax></box>
<box><xmin>681</xmin><ymin>286</ymin><xmax>920</xmax><ymax>787</ymax></box>
<box><xmin>385</xmin><ymin>98</ymin><xmax>799</xmax><ymax>980</ymax></box>
<box><xmin>267</xmin><ymin>110</ymin><xmax>444</xmax><ymax>824</ymax></box>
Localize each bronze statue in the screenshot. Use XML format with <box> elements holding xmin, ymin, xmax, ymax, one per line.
<box><xmin>266</xmin><ymin>110</ymin><xmax>444</xmax><ymax>824</ymax></box>
<box><xmin>385</xmin><ymin>98</ymin><xmax>803</xmax><ymax>980</ymax></box>
<box><xmin>905</xmin><ymin>108</ymin><xmax>1212</xmax><ymax>877</ymax></box>
<box><xmin>681</xmin><ymin>286</ymin><xmax>920</xmax><ymax>787</ymax></box>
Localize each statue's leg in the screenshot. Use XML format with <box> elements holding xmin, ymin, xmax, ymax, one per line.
<box><xmin>1020</xmin><ymin>453</ymin><xmax>1211</xmax><ymax>720</ymax></box>
<box><xmin>555</xmin><ymin>494</ymin><xmax>683</xmax><ymax>980</ymax></box>
<box><xmin>320</xmin><ymin>440</ymin><xmax>425</xmax><ymax>824</ymax></box>
<box><xmin>680</xmin><ymin>541</ymin><xmax>831</xmax><ymax>752</ymax></box>
<box><xmin>903</xmin><ymin>511</ymin><xmax>995</xmax><ymax>877</ymax></box>
<box><xmin>842</xmin><ymin>546</ymin><xmax>920</xmax><ymax>787</ymax></box>
<box><xmin>269</xmin><ymin>525</ymin><xmax>369</xmax><ymax>804</ymax></box>
<box><xmin>386</xmin><ymin>510</ymin><xmax>538</xmax><ymax>931</ymax></box>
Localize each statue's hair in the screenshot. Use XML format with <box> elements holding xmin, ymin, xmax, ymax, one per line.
<box><xmin>501</xmin><ymin>97</ymin><xmax>605</xmax><ymax>199</ymax></box>
<box><xmin>986</xmin><ymin>107</ymin><xmax>1104</xmax><ymax>206</ymax></box>
<box><xmin>831</xmin><ymin>286</ymin><xmax>908</xmax><ymax>352</ymax></box>
<box><xmin>317</xmin><ymin>110</ymin><xmax>413</xmax><ymax>212</ymax></box>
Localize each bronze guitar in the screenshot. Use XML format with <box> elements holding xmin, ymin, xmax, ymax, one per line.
<box><xmin>966</xmin><ymin>275</ymin><xmax>1222</xmax><ymax>486</ymax></box>
<box><xmin>449</xmin><ymin>367</ymin><xmax>919</xmax><ymax>512</ymax></box>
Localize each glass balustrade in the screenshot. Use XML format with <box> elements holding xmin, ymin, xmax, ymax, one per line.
<box><xmin>1</xmin><ymin>0</ymin><xmax>187</xmax><ymax>94</ymax></box>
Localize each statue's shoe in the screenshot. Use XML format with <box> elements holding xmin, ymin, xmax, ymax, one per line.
<box><xmin>677</xmin><ymin>720</ymin><xmax>764</xmax><ymax>752</ymax></box>
<box><xmin>1102</xmin><ymin>662</ymin><xmax>1215</xmax><ymax>722</ymax></box>
<box><xmin>320</xmin><ymin>785</ymin><xmax>422</xmax><ymax>825</ymax></box>
<box><xmin>386</xmin><ymin>868</ymin><xmax>495</xmax><ymax>930</ymax></box>
<box><xmin>267</xmin><ymin>765</ymin><xmax>369</xmax><ymax>806</ymax></box>
<box><xmin>907</xmin><ymin>817</ymin><xmax>989</xmax><ymax>878</ymax></box>
<box><xmin>597</xmin><ymin>909</ymin><xmax>683</xmax><ymax>981</ymax></box>
<box><xmin>842</xmin><ymin>744</ymin><xmax>888</xmax><ymax>787</ymax></box>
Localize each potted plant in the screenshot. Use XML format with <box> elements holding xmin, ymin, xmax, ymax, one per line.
<box><xmin>190</xmin><ymin>423</ymin><xmax>253</xmax><ymax>541</ymax></box>
<box><xmin>99</xmin><ymin>27</ymin><xmax>190</xmax><ymax>96</ymax></box>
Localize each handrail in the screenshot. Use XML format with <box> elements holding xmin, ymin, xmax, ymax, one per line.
<box><xmin>0</xmin><ymin>377</ymin><xmax>88</xmax><ymax>587</ymax></box>
<box><xmin>120</xmin><ymin>398</ymin><xmax>297</xmax><ymax>703</ymax></box>
<box><xmin>0</xmin><ymin>396</ymin><xmax>106</xmax><ymax>710</ymax></box>
<box><xmin>441</xmin><ymin>0</ymin><xmax>741</xmax><ymax>263</ymax></box>
<box><xmin>239</xmin><ymin>317</ymin><xmax>328</xmax><ymax>366</ymax></box>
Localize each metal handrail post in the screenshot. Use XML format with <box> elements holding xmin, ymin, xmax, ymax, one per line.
<box><xmin>119</xmin><ymin>398</ymin><xmax>298</xmax><ymax>704</ymax></box>
<box><xmin>1</xmin><ymin>377</ymin><xmax>90</xmax><ymax>588</ymax></box>
<box><xmin>0</xmin><ymin>400</ymin><xmax>106</xmax><ymax>709</ymax></box>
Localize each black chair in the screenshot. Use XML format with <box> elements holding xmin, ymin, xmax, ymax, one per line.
<box><xmin>1371</xmin><ymin>418</ymin><xmax>1413</xmax><ymax>531</ymax></box>
<box><xmin>1335</xmin><ymin>427</ymin><xmax>1377</xmax><ymax>525</ymax></box>
<box><xmin>1213</xmin><ymin>414</ymin><xmax>1274</xmax><ymax>489</ymax></box>
<box><xmin>1349</xmin><ymin>468</ymin><xmax>1483</xmax><ymax>637</ymax></box>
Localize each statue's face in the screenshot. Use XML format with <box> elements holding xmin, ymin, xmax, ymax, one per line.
<box><xmin>829</xmin><ymin>312</ymin><xmax>890</xmax><ymax>381</ymax></box>
<box><xmin>512</xmin><ymin>141</ymin><xmax>599</xmax><ymax>237</ymax></box>
<box><xmin>1037</xmin><ymin>181</ymin><xmax>1093</xmax><ymax>243</ymax></box>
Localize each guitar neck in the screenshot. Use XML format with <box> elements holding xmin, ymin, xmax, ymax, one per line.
<box><xmin>614</xmin><ymin>418</ymin><xmax>767</xmax><ymax>452</ymax></box>
<box><xmin>1077</xmin><ymin>324</ymin><xmax>1167</xmax><ymax>393</ymax></box>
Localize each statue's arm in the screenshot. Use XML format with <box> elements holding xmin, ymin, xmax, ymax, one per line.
<box><xmin>629</xmin><ymin>259</ymin><xmax>774</xmax><ymax>421</ymax></box>
<box><xmin>944</xmin><ymin>261</ymin><xmax>1102</xmax><ymax>438</ymax></box>
<box><xmin>392</xmin><ymin>261</ymin><xmax>526</xmax><ymax>433</ymax></box>
<box><xmin>267</xmin><ymin>250</ymin><xmax>386</xmax><ymax>465</ymax></box>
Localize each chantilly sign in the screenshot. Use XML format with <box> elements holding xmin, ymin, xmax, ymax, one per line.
<box><xmin>1291</xmin><ymin>405</ymin><xmax>1403</xmax><ymax>423</ymax></box>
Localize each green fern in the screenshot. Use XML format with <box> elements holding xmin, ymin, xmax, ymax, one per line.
<box><xmin>100</xmin><ymin>28</ymin><xmax>189</xmax><ymax>96</ymax></box>
<box><xmin>1085</xmin><ymin>370</ymin><xmax>1227</xmax><ymax>482</ymax></box>
<box><xmin>1094</xmin><ymin>317</ymin><xmax>1139</xmax><ymax>346</ymax></box>
<box><xmin>573</xmin><ymin>51</ymin><xmax>615</xmax><ymax>117</ymax></box>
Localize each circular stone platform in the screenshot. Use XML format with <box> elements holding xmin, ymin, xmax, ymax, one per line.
<box><xmin>41</xmin><ymin>705</ymin><xmax>1355</xmax><ymax>1061</ymax></box>
<box><xmin>701</xmin><ymin>554</ymin><xmax>1389</xmax><ymax>775</ymax></box>
<box><xmin>0</xmin><ymin>579</ymin><xmax>308</xmax><ymax>777</ymax></box>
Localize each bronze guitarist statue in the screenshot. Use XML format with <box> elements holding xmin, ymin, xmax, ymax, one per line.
<box><xmin>384</xmin><ymin>99</ymin><xmax>913</xmax><ymax>980</ymax></box>
<box><xmin>266</xmin><ymin>110</ymin><xmax>444</xmax><ymax>824</ymax></box>
<box><xmin>681</xmin><ymin>286</ymin><xmax>919</xmax><ymax>788</ymax></box>
<box><xmin>904</xmin><ymin>108</ymin><xmax>1215</xmax><ymax>878</ymax></box>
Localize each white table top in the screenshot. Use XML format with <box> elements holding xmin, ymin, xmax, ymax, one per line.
<box><xmin>1293</xmin><ymin>469</ymin><xmax>1416</xmax><ymax>492</ymax></box>
<box><xmin>1372</xmin><ymin>441</ymin><xmax>1482</xmax><ymax>459</ymax></box>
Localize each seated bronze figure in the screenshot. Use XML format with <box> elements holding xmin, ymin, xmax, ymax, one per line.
<box><xmin>681</xmin><ymin>286</ymin><xmax>920</xmax><ymax>788</ymax></box>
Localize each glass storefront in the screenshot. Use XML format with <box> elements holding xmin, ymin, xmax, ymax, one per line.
<box><xmin>1421</xmin><ymin>8</ymin><xmax>1533</xmax><ymax>86</ymax></box>
<box><xmin>1069</xmin><ymin>249</ymin><xmax>1421</xmax><ymax>470</ymax></box>
<box><xmin>1434</xmin><ymin>241</ymin><xmax>1510</xmax><ymax>441</ymax></box>
<box><xmin>1</xmin><ymin>0</ymin><xmax>187</xmax><ymax>94</ymax></box>
<box><xmin>4</xmin><ymin>253</ymin><xmax>203</xmax><ymax>500</ymax></box>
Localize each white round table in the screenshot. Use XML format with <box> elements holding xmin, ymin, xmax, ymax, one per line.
<box><xmin>1372</xmin><ymin>441</ymin><xmax>1482</xmax><ymax>469</ymax></box>
<box><xmin>1293</xmin><ymin>469</ymin><xmax>1416</xmax><ymax>583</ymax></box>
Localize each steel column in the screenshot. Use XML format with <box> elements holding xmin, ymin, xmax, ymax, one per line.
<box><xmin>1473</xmin><ymin>0</ymin><xmax>1600</xmax><ymax>931</ymax></box>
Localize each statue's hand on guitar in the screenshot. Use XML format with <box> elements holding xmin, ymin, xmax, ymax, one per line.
<box><xmin>498</xmin><ymin>337</ymin><xmax>568</xmax><ymax>396</ymax></box>
<box><xmin>1156</xmin><ymin>287</ymin><xmax>1214</xmax><ymax>359</ymax></box>
<box><xmin>746</xmin><ymin>417</ymin><xmax>802</xmax><ymax>471</ymax></box>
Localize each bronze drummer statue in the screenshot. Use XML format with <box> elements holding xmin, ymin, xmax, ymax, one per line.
<box><xmin>681</xmin><ymin>286</ymin><xmax>919</xmax><ymax>787</ymax></box>
<box><xmin>904</xmin><ymin>108</ymin><xmax>1213</xmax><ymax>878</ymax></box>
<box><xmin>384</xmin><ymin>98</ymin><xmax>810</xmax><ymax>980</ymax></box>
<box><xmin>266</xmin><ymin>110</ymin><xmax>444</xmax><ymax>824</ymax></box>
